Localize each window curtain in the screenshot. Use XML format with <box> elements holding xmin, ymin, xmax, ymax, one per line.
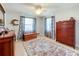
<box><xmin>44</xmin><ymin>16</ymin><xmax>55</xmax><ymax>39</ymax></box>
<box><xmin>24</xmin><ymin>18</ymin><xmax>36</xmax><ymax>33</ymax></box>
<box><xmin>44</xmin><ymin>18</ymin><xmax>47</xmax><ymax>36</ymax></box>
<box><xmin>18</xmin><ymin>16</ymin><xmax>25</xmax><ymax>39</ymax></box>
<box><xmin>33</xmin><ymin>18</ymin><xmax>36</xmax><ymax>32</ymax></box>
<box><xmin>51</xmin><ymin>16</ymin><xmax>55</xmax><ymax>39</ymax></box>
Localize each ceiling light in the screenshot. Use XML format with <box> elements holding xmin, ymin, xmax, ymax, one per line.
<box><xmin>35</xmin><ymin>5</ymin><xmax>43</xmax><ymax>15</ymax></box>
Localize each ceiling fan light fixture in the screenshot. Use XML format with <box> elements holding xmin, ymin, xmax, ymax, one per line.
<box><xmin>36</xmin><ymin>9</ymin><xmax>42</xmax><ymax>15</ymax></box>
<box><xmin>35</xmin><ymin>5</ymin><xmax>43</xmax><ymax>15</ymax></box>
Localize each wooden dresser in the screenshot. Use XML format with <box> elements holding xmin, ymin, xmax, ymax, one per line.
<box><xmin>23</xmin><ymin>32</ymin><xmax>37</xmax><ymax>41</ymax></box>
<box><xmin>56</xmin><ymin>17</ymin><xmax>75</xmax><ymax>48</ymax></box>
<box><xmin>0</xmin><ymin>31</ymin><xmax>15</xmax><ymax>56</ymax></box>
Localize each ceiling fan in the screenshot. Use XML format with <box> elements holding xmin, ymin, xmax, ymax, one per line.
<box><xmin>21</xmin><ymin>3</ymin><xmax>48</xmax><ymax>15</ymax></box>
<box><xmin>20</xmin><ymin>3</ymin><xmax>55</xmax><ymax>17</ymax></box>
<box><xmin>34</xmin><ymin>5</ymin><xmax>44</xmax><ymax>15</ymax></box>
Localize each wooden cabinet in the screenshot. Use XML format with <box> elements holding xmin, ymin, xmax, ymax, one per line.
<box><xmin>56</xmin><ymin>17</ymin><xmax>75</xmax><ymax>48</ymax></box>
<box><xmin>0</xmin><ymin>31</ymin><xmax>15</xmax><ymax>56</ymax></box>
<box><xmin>23</xmin><ymin>32</ymin><xmax>37</xmax><ymax>41</ymax></box>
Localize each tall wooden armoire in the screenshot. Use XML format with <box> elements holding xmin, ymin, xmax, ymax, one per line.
<box><xmin>56</xmin><ymin>17</ymin><xmax>75</xmax><ymax>48</ymax></box>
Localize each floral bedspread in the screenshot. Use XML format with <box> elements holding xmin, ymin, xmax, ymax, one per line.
<box><xmin>23</xmin><ymin>37</ymin><xmax>79</xmax><ymax>56</ymax></box>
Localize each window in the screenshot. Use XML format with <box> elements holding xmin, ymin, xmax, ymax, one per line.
<box><xmin>45</xmin><ymin>18</ymin><xmax>52</xmax><ymax>38</ymax></box>
<box><xmin>24</xmin><ymin>18</ymin><xmax>35</xmax><ymax>33</ymax></box>
<box><xmin>45</xmin><ymin>16</ymin><xmax>55</xmax><ymax>39</ymax></box>
<box><xmin>46</xmin><ymin>18</ymin><xmax>52</xmax><ymax>32</ymax></box>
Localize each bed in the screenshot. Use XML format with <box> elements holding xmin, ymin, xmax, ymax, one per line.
<box><xmin>23</xmin><ymin>36</ymin><xmax>79</xmax><ymax>56</ymax></box>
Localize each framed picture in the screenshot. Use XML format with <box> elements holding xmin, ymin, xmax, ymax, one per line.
<box><xmin>11</xmin><ymin>19</ymin><xmax>19</xmax><ymax>26</ymax></box>
<box><xmin>0</xmin><ymin>4</ymin><xmax>5</xmax><ymax>26</ymax></box>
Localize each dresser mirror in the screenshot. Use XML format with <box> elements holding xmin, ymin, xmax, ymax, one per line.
<box><xmin>0</xmin><ymin>4</ymin><xmax>5</xmax><ymax>26</ymax></box>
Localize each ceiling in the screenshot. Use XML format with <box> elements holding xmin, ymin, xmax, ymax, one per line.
<box><xmin>2</xmin><ymin>3</ymin><xmax>79</xmax><ymax>17</ymax></box>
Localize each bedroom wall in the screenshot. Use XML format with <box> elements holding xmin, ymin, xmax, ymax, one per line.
<box><xmin>5</xmin><ymin>12</ymin><xmax>20</xmax><ymax>39</ymax></box>
<box><xmin>55</xmin><ymin>7</ymin><xmax>79</xmax><ymax>48</ymax></box>
<box><xmin>55</xmin><ymin>7</ymin><xmax>79</xmax><ymax>22</ymax></box>
<box><xmin>5</xmin><ymin>12</ymin><xmax>45</xmax><ymax>39</ymax></box>
<box><xmin>36</xmin><ymin>16</ymin><xmax>45</xmax><ymax>36</ymax></box>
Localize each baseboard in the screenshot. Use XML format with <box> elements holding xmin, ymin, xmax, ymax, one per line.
<box><xmin>75</xmin><ymin>45</ymin><xmax>79</xmax><ymax>49</ymax></box>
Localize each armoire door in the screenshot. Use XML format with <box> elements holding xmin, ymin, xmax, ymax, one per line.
<box><xmin>56</xmin><ymin>17</ymin><xmax>75</xmax><ymax>48</ymax></box>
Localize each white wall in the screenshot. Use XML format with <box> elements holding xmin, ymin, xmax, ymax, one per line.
<box><xmin>55</xmin><ymin>7</ymin><xmax>79</xmax><ymax>22</ymax></box>
<box><xmin>55</xmin><ymin>7</ymin><xmax>79</xmax><ymax>48</ymax></box>
<box><xmin>5</xmin><ymin>12</ymin><xmax>20</xmax><ymax>39</ymax></box>
<box><xmin>36</xmin><ymin>17</ymin><xmax>45</xmax><ymax>36</ymax></box>
<box><xmin>76</xmin><ymin>22</ymin><xmax>79</xmax><ymax>48</ymax></box>
<box><xmin>5</xmin><ymin>12</ymin><xmax>45</xmax><ymax>39</ymax></box>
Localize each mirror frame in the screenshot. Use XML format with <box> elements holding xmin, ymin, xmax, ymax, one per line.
<box><xmin>0</xmin><ymin>4</ymin><xmax>5</xmax><ymax>26</ymax></box>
